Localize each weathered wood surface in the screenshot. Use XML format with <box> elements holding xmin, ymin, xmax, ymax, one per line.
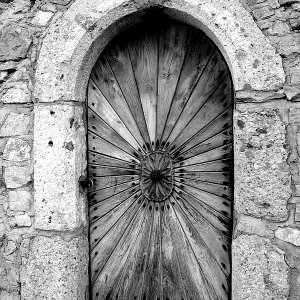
<box><xmin>88</xmin><ymin>19</ymin><xmax>233</xmax><ymax>300</ymax></box>
<box><xmin>156</xmin><ymin>23</ymin><xmax>190</xmax><ymax>142</ymax></box>
<box><xmin>127</xmin><ymin>27</ymin><xmax>158</xmax><ymax>143</ymax></box>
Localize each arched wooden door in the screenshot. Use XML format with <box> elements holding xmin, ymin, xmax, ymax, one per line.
<box><xmin>87</xmin><ymin>19</ymin><xmax>233</xmax><ymax>300</ymax></box>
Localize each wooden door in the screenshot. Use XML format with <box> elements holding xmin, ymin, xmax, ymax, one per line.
<box><xmin>87</xmin><ymin>19</ymin><xmax>233</xmax><ymax>300</ymax></box>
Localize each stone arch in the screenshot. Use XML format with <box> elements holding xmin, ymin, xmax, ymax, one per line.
<box><xmin>35</xmin><ymin>0</ymin><xmax>284</xmax><ymax>104</ymax></box>
<box><xmin>32</xmin><ymin>0</ymin><xmax>285</xmax><ymax>298</ymax></box>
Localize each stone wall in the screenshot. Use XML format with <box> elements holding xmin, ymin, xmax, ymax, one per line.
<box><xmin>0</xmin><ymin>0</ymin><xmax>299</xmax><ymax>299</ymax></box>
<box><xmin>232</xmin><ymin>0</ymin><xmax>300</xmax><ymax>299</ymax></box>
<box><xmin>0</xmin><ymin>1</ymin><xmax>88</xmax><ymax>300</ymax></box>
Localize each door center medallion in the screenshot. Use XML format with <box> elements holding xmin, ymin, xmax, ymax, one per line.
<box><xmin>140</xmin><ymin>151</ymin><xmax>174</xmax><ymax>202</ymax></box>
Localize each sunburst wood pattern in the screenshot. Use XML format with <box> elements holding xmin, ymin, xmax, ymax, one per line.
<box><xmin>87</xmin><ymin>19</ymin><xmax>233</xmax><ymax>300</ymax></box>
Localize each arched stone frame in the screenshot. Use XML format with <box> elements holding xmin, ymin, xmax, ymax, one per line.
<box><xmin>31</xmin><ymin>0</ymin><xmax>285</xmax><ymax>298</ymax></box>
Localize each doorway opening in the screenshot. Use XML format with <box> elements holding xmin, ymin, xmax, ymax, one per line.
<box><xmin>86</xmin><ymin>15</ymin><xmax>233</xmax><ymax>300</ymax></box>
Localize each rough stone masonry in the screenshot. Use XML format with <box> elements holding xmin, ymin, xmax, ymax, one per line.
<box><xmin>0</xmin><ymin>0</ymin><xmax>300</xmax><ymax>299</ymax></box>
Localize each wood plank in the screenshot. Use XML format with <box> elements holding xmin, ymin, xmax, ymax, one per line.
<box><xmin>175</xmin><ymin>178</ymin><xmax>232</xmax><ymax>199</ymax></box>
<box><xmin>172</xmin><ymin>190</ymin><xmax>230</xmax><ymax>239</ymax></box>
<box><xmin>91</xmin><ymin>199</ymin><xmax>145</xmax><ymax>299</ymax></box>
<box><xmin>174</xmin><ymin>159</ymin><xmax>232</xmax><ymax>173</ymax></box>
<box><xmin>90</xmin><ymin>193</ymin><xmax>140</xmax><ymax>248</ymax></box>
<box><xmin>161</xmin><ymin>32</ymin><xmax>214</xmax><ymax>143</ymax></box>
<box><xmin>105</xmin><ymin>38</ymin><xmax>151</xmax><ymax>145</ymax></box>
<box><xmin>110</xmin><ymin>202</ymin><xmax>155</xmax><ymax>299</ymax></box>
<box><xmin>173</xmin><ymin>107</ymin><xmax>232</xmax><ymax>156</ymax></box>
<box><xmin>167</xmin><ymin>199</ymin><xmax>212</xmax><ymax>299</ymax></box>
<box><xmin>89</xmin><ymin>184</ymin><xmax>139</xmax><ymax>207</ymax></box>
<box><xmin>174</xmin><ymin>195</ymin><xmax>231</xmax><ymax>265</ymax></box>
<box><xmin>173</xmin><ymin>185</ymin><xmax>231</xmax><ymax>224</ymax></box>
<box><xmin>90</xmin><ymin>194</ymin><xmax>142</xmax><ymax>265</ymax></box>
<box><xmin>88</xmin><ymin>180</ymin><xmax>139</xmax><ymax>206</ymax></box>
<box><xmin>170</xmin><ymin>77</ymin><xmax>232</xmax><ymax>152</ymax></box>
<box><xmin>91</xmin><ymin>56</ymin><xmax>146</xmax><ymax>148</ymax></box>
<box><xmin>88</xmin><ymin>108</ymin><xmax>142</xmax><ymax>156</ymax></box>
<box><xmin>141</xmin><ymin>206</ymin><xmax>162</xmax><ymax>299</ymax></box>
<box><xmin>88</xmin><ymin>151</ymin><xmax>139</xmax><ymax>168</ymax></box>
<box><xmin>172</xmin><ymin>197</ymin><xmax>230</xmax><ymax>299</ymax></box>
<box><xmin>161</xmin><ymin>208</ymin><xmax>187</xmax><ymax>300</ymax></box>
<box><xmin>156</xmin><ymin>22</ymin><xmax>191</xmax><ymax>142</ymax></box>
<box><xmin>176</xmin><ymin>171</ymin><xmax>232</xmax><ymax>186</ymax></box>
<box><xmin>174</xmin><ymin>191</ymin><xmax>231</xmax><ymax>234</ymax></box>
<box><xmin>174</xmin><ymin>144</ymin><xmax>233</xmax><ymax>168</ymax></box>
<box><xmin>174</xmin><ymin>194</ymin><xmax>231</xmax><ymax>260</ymax></box>
<box><xmin>88</xmin><ymin>131</ymin><xmax>141</xmax><ymax>162</ymax></box>
<box><xmin>174</xmin><ymin>129</ymin><xmax>232</xmax><ymax>163</ymax></box>
<box><xmin>88</xmin><ymin>165</ymin><xmax>138</xmax><ymax>177</ymax></box>
<box><xmin>127</xmin><ymin>27</ymin><xmax>158</xmax><ymax>143</ymax></box>
<box><xmin>166</xmin><ymin>51</ymin><xmax>229</xmax><ymax>147</ymax></box>
<box><xmin>174</xmin><ymin>182</ymin><xmax>231</xmax><ymax>217</ymax></box>
<box><xmin>89</xmin><ymin>175</ymin><xmax>139</xmax><ymax>191</ymax></box>
<box><xmin>113</xmin><ymin>204</ymin><xmax>154</xmax><ymax>299</ymax></box>
<box><xmin>87</xmin><ymin>81</ymin><xmax>141</xmax><ymax>151</ymax></box>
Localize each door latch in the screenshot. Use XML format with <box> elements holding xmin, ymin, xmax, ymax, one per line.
<box><xmin>79</xmin><ymin>177</ymin><xmax>94</xmax><ymax>188</ymax></box>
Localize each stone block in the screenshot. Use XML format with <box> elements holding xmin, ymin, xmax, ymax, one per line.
<box><xmin>232</xmin><ymin>234</ymin><xmax>289</xmax><ymax>299</ymax></box>
<box><xmin>0</xmin><ymin>0</ymin><xmax>31</xmax><ymax>16</ymax></box>
<box><xmin>283</xmin><ymin>56</ymin><xmax>300</xmax><ymax>87</ymax></box>
<box><xmin>0</xmin><ymin>25</ymin><xmax>32</xmax><ymax>62</ymax></box>
<box><xmin>31</xmin><ymin>11</ymin><xmax>54</xmax><ymax>26</ymax></box>
<box><xmin>0</xmin><ymin>222</ymin><xmax>7</xmax><ymax>236</ymax></box>
<box><xmin>0</xmin><ymin>71</ymin><xmax>9</xmax><ymax>82</ymax></box>
<box><xmin>8</xmin><ymin>189</ymin><xmax>31</xmax><ymax>212</ymax></box>
<box><xmin>20</xmin><ymin>235</ymin><xmax>89</xmax><ymax>300</ymax></box>
<box><xmin>0</xmin><ymin>61</ymin><xmax>17</xmax><ymax>72</ymax></box>
<box><xmin>34</xmin><ymin>104</ymin><xmax>86</xmax><ymax>231</ymax></box>
<box><xmin>275</xmin><ymin>226</ymin><xmax>300</xmax><ymax>246</ymax></box>
<box><xmin>50</xmin><ymin>0</ymin><xmax>73</xmax><ymax>4</ymax></box>
<box><xmin>289</xmin><ymin>107</ymin><xmax>300</xmax><ymax>124</ymax></box>
<box><xmin>253</xmin><ymin>6</ymin><xmax>275</xmax><ymax>19</ymax></box>
<box><xmin>234</xmin><ymin>110</ymin><xmax>290</xmax><ymax>221</ymax></box>
<box><xmin>41</xmin><ymin>3</ymin><xmax>57</xmax><ymax>12</ymax></box>
<box><xmin>295</xmin><ymin>183</ymin><xmax>300</xmax><ymax>196</ymax></box>
<box><xmin>0</xmin><ymin>291</ymin><xmax>20</xmax><ymax>300</ymax></box>
<box><xmin>274</xmin><ymin>237</ymin><xmax>300</xmax><ymax>271</ymax></box>
<box><xmin>235</xmin><ymin>214</ymin><xmax>273</xmax><ymax>237</ymax></box>
<box><xmin>0</xmin><ymin>82</ymin><xmax>31</xmax><ymax>104</ymax></box>
<box><xmin>0</xmin><ymin>107</ymin><xmax>32</xmax><ymax>137</ymax></box>
<box><xmin>285</xmin><ymin>85</ymin><xmax>300</xmax><ymax>101</ymax></box>
<box><xmin>267</xmin><ymin>20</ymin><xmax>290</xmax><ymax>36</ymax></box>
<box><xmin>245</xmin><ymin>0</ymin><xmax>266</xmax><ymax>5</ymax></box>
<box><xmin>289</xmin><ymin>59</ymin><xmax>300</xmax><ymax>85</ymax></box>
<box><xmin>9</xmin><ymin>213</ymin><xmax>31</xmax><ymax>227</ymax></box>
<box><xmin>268</xmin><ymin>33</ymin><xmax>300</xmax><ymax>56</ymax></box>
<box><xmin>290</xmin><ymin>17</ymin><xmax>300</xmax><ymax>30</ymax></box>
<box><xmin>279</xmin><ymin>0</ymin><xmax>300</xmax><ymax>5</ymax></box>
<box><xmin>295</xmin><ymin>203</ymin><xmax>300</xmax><ymax>221</ymax></box>
<box><xmin>3</xmin><ymin>164</ymin><xmax>32</xmax><ymax>189</ymax></box>
<box><xmin>289</xmin><ymin>268</ymin><xmax>300</xmax><ymax>299</ymax></box>
<box><xmin>0</xmin><ymin>260</ymin><xmax>20</xmax><ymax>293</ymax></box>
<box><xmin>3</xmin><ymin>240</ymin><xmax>18</xmax><ymax>262</ymax></box>
<box><xmin>3</xmin><ymin>138</ymin><xmax>31</xmax><ymax>162</ymax></box>
<box><xmin>235</xmin><ymin>90</ymin><xmax>285</xmax><ymax>102</ymax></box>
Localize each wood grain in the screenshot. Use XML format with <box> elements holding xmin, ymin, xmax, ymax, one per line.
<box><xmin>105</xmin><ymin>37</ymin><xmax>151</xmax><ymax>145</ymax></box>
<box><xmin>91</xmin><ymin>56</ymin><xmax>146</xmax><ymax>148</ymax></box>
<box><xmin>88</xmin><ymin>82</ymin><xmax>141</xmax><ymax>151</ymax></box>
<box><xmin>156</xmin><ymin>22</ymin><xmax>191</xmax><ymax>142</ymax></box>
<box><xmin>88</xmin><ymin>19</ymin><xmax>233</xmax><ymax>300</ymax></box>
<box><xmin>161</xmin><ymin>31</ymin><xmax>214</xmax><ymax>143</ymax></box>
<box><xmin>127</xmin><ymin>27</ymin><xmax>158</xmax><ymax>143</ymax></box>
